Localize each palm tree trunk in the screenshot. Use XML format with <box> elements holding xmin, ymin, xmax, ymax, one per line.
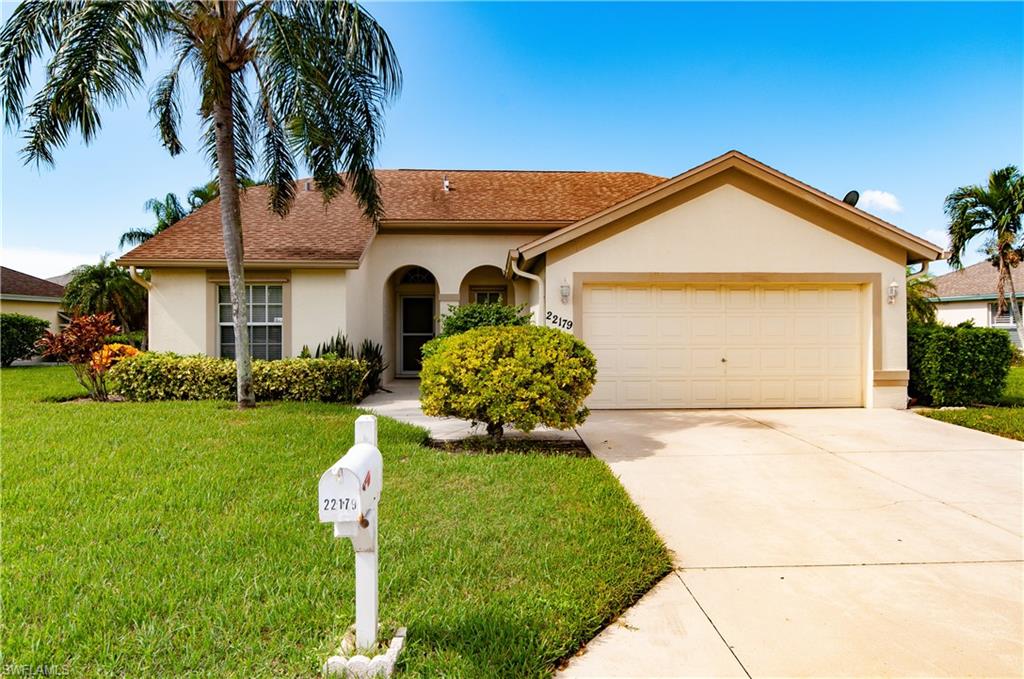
<box><xmin>1003</xmin><ymin>258</ymin><xmax>1024</xmax><ymax>348</ymax></box>
<box><xmin>212</xmin><ymin>67</ymin><xmax>255</xmax><ymax>408</ymax></box>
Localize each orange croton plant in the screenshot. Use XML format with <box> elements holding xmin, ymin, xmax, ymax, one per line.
<box><xmin>36</xmin><ymin>313</ymin><xmax>142</xmax><ymax>400</ymax></box>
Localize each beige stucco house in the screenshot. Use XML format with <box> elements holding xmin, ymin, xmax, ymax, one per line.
<box><xmin>0</xmin><ymin>266</ymin><xmax>65</xmax><ymax>331</ymax></box>
<box><xmin>930</xmin><ymin>261</ymin><xmax>1023</xmax><ymax>348</ymax></box>
<box><xmin>118</xmin><ymin>151</ymin><xmax>943</xmax><ymax>409</ymax></box>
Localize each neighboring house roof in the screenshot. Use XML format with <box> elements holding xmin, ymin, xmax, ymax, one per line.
<box><xmin>47</xmin><ymin>271</ymin><xmax>78</xmax><ymax>287</ymax></box>
<box><xmin>510</xmin><ymin>150</ymin><xmax>944</xmax><ymax>266</ymax></box>
<box><xmin>0</xmin><ymin>266</ymin><xmax>65</xmax><ymax>301</ymax></box>
<box><xmin>930</xmin><ymin>260</ymin><xmax>1024</xmax><ymax>301</ymax></box>
<box><xmin>117</xmin><ymin>170</ymin><xmax>665</xmax><ymax>267</ymax></box>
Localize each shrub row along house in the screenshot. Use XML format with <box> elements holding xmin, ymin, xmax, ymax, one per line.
<box><xmin>930</xmin><ymin>260</ymin><xmax>1024</xmax><ymax>348</ymax></box>
<box><xmin>117</xmin><ymin>151</ymin><xmax>943</xmax><ymax>409</ymax></box>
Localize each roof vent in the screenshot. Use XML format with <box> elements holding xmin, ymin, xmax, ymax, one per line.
<box><xmin>305</xmin><ymin>181</ymin><xmax>313</xmax><ymax>191</ymax></box>
<box><xmin>442</xmin><ymin>174</ymin><xmax>450</xmax><ymax>192</ymax></box>
<box><xmin>842</xmin><ymin>190</ymin><xmax>859</xmax><ymax>207</ymax></box>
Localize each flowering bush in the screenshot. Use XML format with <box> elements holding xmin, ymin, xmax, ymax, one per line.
<box><xmin>36</xmin><ymin>313</ymin><xmax>124</xmax><ymax>400</ymax></box>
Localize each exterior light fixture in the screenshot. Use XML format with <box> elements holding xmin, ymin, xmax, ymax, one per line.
<box><xmin>887</xmin><ymin>279</ymin><xmax>899</xmax><ymax>304</ymax></box>
<box><xmin>560</xmin><ymin>282</ymin><xmax>571</xmax><ymax>304</ymax></box>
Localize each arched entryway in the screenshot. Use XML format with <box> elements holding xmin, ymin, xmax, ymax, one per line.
<box><xmin>384</xmin><ymin>265</ymin><xmax>438</xmax><ymax>378</ymax></box>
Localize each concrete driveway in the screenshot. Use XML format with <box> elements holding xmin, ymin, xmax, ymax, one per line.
<box><xmin>560</xmin><ymin>409</ymin><xmax>1023</xmax><ymax>678</ymax></box>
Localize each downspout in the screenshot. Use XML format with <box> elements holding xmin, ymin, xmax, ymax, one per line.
<box><xmin>907</xmin><ymin>261</ymin><xmax>930</xmax><ymax>278</ymax></box>
<box><xmin>509</xmin><ymin>250</ymin><xmax>544</xmax><ymax>324</ymax></box>
<box><xmin>128</xmin><ymin>266</ymin><xmax>152</xmax><ymax>290</ymax></box>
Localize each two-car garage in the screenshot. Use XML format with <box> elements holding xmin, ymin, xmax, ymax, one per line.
<box><xmin>581</xmin><ymin>282</ymin><xmax>865</xmax><ymax>408</ymax></box>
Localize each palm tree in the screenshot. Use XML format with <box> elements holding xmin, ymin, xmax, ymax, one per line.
<box><xmin>187</xmin><ymin>177</ymin><xmax>256</xmax><ymax>211</ymax></box>
<box><xmin>905</xmin><ymin>267</ymin><xmax>938</xmax><ymax>325</ymax></box>
<box><xmin>63</xmin><ymin>256</ymin><xmax>147</xmax><ymax>331</ymax></box>
<box><xmin>1</xmin><ymin>1</ymin><xmax>400</xmax><ymax>408</ymax></box>
<box><xmin>945</xmin><ymin>166</ymin><xmax>1024</xmax><ymax>346</ymax></box>
<box><xmin>119</xmin><ymin>192</ymin><xmax>189</xmax><ymax>249</ymax></box>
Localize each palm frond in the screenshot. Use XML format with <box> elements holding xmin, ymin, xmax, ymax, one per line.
<box><xmin>16</xmin><ymin>1</ymin><xmax>170</xmax><ymax>165</ymax></box>
<box><xmin>0</xmin><ymin>0</ymin><xmax>82</xmax><ymax>129</ymax></box>
<box><xmin>118</xmin><ymin>227</ymin><xmax>156</xmax><ymax>249</ymax></box>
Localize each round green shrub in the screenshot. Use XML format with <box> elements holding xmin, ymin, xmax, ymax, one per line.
<box><xmin>419</xmin><ymin>325</ymin><xmax>597</xmax><ymax>437</ymax></box>
<box><xmin>0</xmin><ymin>313</ymin><xmax>51</xmax><ymax>366</ymax></box>
<box><xmin>439</xmin><ymin>302</ymin><xmax>531</xmax><ymax>337</ymax></box>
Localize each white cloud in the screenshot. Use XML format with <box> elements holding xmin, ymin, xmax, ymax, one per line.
<box><xmin>923</xmin><ymin>228</ymin><xmax>950</xmax><ymax>251</ymax></box>
<box><xmin>0</xmin><ymin>246</ymin><xmax>103</xmax><ymax>279</ymax></box>
<box><xmin>858</xmin><ymin>190</ymin><xmax>904</xmax><ymax>214</ymax></box>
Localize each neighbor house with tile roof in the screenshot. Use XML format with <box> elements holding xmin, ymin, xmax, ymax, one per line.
<box><xmin>118</xmin><ymin>151</ymin><xmax>944</xmax><ymax>409</ymax></box>
<box><xmin>0</xmin><ymin>266</ymin><xmax>66</xmax><ymax>331</ymax></box>
<box><xmin>930</xmin><ymin>261</ymin><xmax>1023</xmax><ymax>347</ymax></box>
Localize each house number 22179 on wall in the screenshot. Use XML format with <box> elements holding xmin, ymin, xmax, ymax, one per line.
<box><xmin>546</xmin><ymin>312</ymin><xmax>573</xmax><ymax>330</ymax></box>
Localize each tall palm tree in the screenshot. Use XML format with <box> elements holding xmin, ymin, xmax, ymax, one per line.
<box><xmin>64</xmin><ymin>256</ymin><xmax>147</xmax><ymax>331</ymax></box>
<box><xmin>945</xmin><ymin>166</ymin><xmax>1024</xmax><ymax>346</ymax></box>
<box><xmin>1</xmin><ymin>1</ymin><xmax>400</xmax><ymax>407</ymax></box>
<box><xmin>119</xmin><ymin>192</ymin><xmax>189</xmax><ymax>249</ymax></box>
<box><xmin>905</xmin><ymin>267</ymin><xmax>938</xmax><ymax>326</ymax></box>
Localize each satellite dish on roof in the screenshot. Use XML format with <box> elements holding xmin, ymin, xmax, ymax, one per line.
<box><xmin>842</xmin><ymin>190</ymin><xmax>860</xmax><ymax>207</ymax></box>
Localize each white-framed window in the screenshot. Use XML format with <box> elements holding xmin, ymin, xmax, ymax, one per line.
<box><xmin>989</xmin><ymin>301</ymin><xmax>1023</xmax><ymax>327</ymax></box>
<box><xmin>218</xmin><ymin>284</ymin><xmax>284</xmax><ymax>360</ymax></box>
<box><xmin>472</xmin><ymin>287</ymin><xmax>505</xmax><ymax>305</ymax></box>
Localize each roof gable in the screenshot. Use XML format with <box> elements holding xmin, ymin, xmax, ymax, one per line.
<box><xmin>512</xmin><ymin>151</ymin><xmax>944</xmax><ymax>265</ymax></box>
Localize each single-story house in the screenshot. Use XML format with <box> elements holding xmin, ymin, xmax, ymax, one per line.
<box><xmin>930</xmin><ymin>261</ymin><xmax>1023</xmax><ymax>347</ymax></box>
<box><xmin>118</xmin><ymin>151</ymin><xmax>943</xmax><ymax>409</ymax></box>
<box><xmin>0</xmin><ymin>266</ymin><xmax>66</xmax><ymax>331</ymax></box>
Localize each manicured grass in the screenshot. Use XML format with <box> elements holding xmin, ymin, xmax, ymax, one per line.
<box><xmin>1</xmin><ymin>367</ymin><xmax>670</xmax><ymax>677</ymax></box>
<box><xmin>921</xmin><ymin>367</ymin><xmax>1024</xmax><ymax>441</ymax></box>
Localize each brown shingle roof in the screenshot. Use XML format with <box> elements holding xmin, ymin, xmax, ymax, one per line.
<box><xmin>0</xmin><ymin>266</ymin><xmax>65</xmax><ymax>299</ymax></box>
<box><xmin>119</xmin><ymin>169</ymin><xmax>666</xmax><ymax>265</ymax></box>
<box><xmin>931</xmin><ymin>260</ymin><xmax>1024</xmax><ymax>299</ymax></box>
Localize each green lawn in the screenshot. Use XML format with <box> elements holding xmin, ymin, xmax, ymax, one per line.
<box><xmin>1</xmin><ymin>367</ymin><xmax>670</xmax><ymax>678</ymax></box>
<box><xmin>920</xmin><ymin>366</ymin><xmax>1024</xmax><ymax>441</ymax></box>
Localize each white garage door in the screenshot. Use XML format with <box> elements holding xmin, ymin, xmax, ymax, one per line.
<box><xmin>582</xmin><ymin>283</ymin><xmax>864</xmax><ymax>408</ymax></box>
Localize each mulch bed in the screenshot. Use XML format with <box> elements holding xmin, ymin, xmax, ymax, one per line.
<box><xmin>425</xmin><ymin>436</ymin><xmax>591</xmax><ymax>457</ymax></box>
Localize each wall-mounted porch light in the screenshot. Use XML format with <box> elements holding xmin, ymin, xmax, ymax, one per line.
<box><xmin>559</xmin><ymin>281</ymin><xmax>571</xmax><ymax>304</ymax></box>
<box><xmin>887</xmin><ymin>279</ymin><xmax>899</xmax><ymax>305</ymax></box>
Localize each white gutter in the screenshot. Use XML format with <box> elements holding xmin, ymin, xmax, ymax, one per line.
<box><xmin>129</xmin><ymin>266</ymin><xmax>152</xmax><ymax>290</ymax></box>
<box><xmin>508</xmin><ymin>250</ymin><xmax>545</xmax><ymax>323</ymax></box>
<box><xmin>908</xmin><ymin>261</ymin><xmax>930</xmax><ymax>278</ymax></box>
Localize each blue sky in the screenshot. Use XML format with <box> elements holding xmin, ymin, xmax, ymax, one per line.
<box><xmin>2</xmin><ymin>1</ymin><xmax>1021</xmax><ymax>278</ymax></box>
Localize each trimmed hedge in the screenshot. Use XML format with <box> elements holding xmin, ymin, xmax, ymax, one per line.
<box><xmin>908</xmin><ymin>323</ymin><xmax>1014</xmax><ymax>406</ymax></box>
<box><xmin>109</xmin><ymin>353</ymin><xmax>367</xmax><ymax>402</ymax></box>
<box><xmin>439</xmin><ymin>302</ymin><xmax>531</xmax><ymax>337</ymax></box>
<box><xmin>420</xmin><ymin>325</ymin><xmax>597</xmax><ymax>437</ymax></box>
<box><xmin>1</xmin><ymin>313</ymin><xmax>51</xmax><ymax>366</ymax></box>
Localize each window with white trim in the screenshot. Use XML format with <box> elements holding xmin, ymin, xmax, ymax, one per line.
<box><xmin>218</xmin><ymin>284</ymin><xmax>284</xmax><ymax>360</ymax></box>
<box><xmin>989</xmin><ymin>301</ymin><xmax>1023</xmax><ymax>327</ymax></box>
<box><xmin>472</xmin><ymin>287</ymin><xmax>505</xmax><ymax>305</ymax></box>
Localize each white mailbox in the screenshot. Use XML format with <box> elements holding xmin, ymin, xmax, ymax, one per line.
<box><xmin>319</xmin><ymin>415</ymin><xmax>384</xmax><ymax>650</ymax></box>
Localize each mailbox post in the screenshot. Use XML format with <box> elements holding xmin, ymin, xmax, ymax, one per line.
<box><xmin>319</xmin><ymin>415</ymin><xmax>383</xmax><ymax>650</ymax></box>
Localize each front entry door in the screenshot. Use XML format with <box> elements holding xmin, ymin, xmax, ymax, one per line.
<box><xmin>399</xmin><ymin>296</ymin><xmax>435</xmax><ymax>376</ymax></box>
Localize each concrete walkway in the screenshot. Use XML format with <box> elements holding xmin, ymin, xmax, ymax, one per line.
<box><xmin>360</xmin><ymin>380</ymin><xmax>582</xmax><ymax>442</ymax></box>
<box><xmin>560</xmin><ymin>408</ymin><xmax>1023</xmax><ymax>678</ymax></box>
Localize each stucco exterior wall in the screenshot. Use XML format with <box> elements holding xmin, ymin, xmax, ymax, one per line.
<box><xmin>935</xmin><ymin>300</ymin><xmax>988</xmax><ymax>327</ymax></box>
<box><xmin>148</xmin><ymin>269</ymin><xmax>208</xmax><ymax>354</ymax></box>
<box><xmin>0</xmin><ymin>298</ymin><xmax>62</xmax><ymax>330</ymax></box>
<box><xmin>542</xmin><ymin>184</ymin><xmax>909</xmax><ymax>408</ymax></box>
<box><xmin>290</xmin><ymin>269</ymin><xmax>346</xmax><ymax>354</ymax></box>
